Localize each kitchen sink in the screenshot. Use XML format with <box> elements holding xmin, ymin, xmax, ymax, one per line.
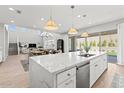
<box><xmin>78</xmin><ymin>54</ymin><xmax>95</xmax><ymax>57</ymax></box>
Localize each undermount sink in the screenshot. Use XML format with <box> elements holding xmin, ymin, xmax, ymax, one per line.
<box><xmin>78</xmin><ymin>54</ymin><xmax>95</xmax><ymax>57</ymax></box>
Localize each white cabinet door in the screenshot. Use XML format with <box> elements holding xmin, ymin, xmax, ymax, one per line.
<box><xmin>98</xmin><ymin>54</ymin><xmax>107</xmax><ymax>76</ymax></box>
<box><xmin>95</xmin><ymin>61</ymin><xmax>102</xmax><ymax>80</ymax></box>
<box><xmin>57</xmin><ymin>67</ymin><xmax>76</xmax><ymax>85</ymax></box>
<box><xmin>90</xmin><ymin>64</ymin><xmax>96</xmax><ymax>87</ymax></box>
<box><xmin>57</xmin><ymin>67</ymin><xmax>76</xmax><ymax>88</ymax></box>
<box><xmin>90</xmin><ymin>54</ymin><xmax>107</xmax><ymax>87</ymax></box>
<box><xmin>57</xmin><ymin>76</ymin><xmax>76</xmax><ymax>88</ymax></box>
<box><xmin>102</xmin><ymin>55</ymin><xmax>107</xmax><ymax>72</ymax></box>
<box><xmin>90</xmin><ymin>62</ymin><xmax>101</xmax><ymax>87</ymax></box>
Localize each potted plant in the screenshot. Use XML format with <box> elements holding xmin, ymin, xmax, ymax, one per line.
<box><xmin>82</xmin><ymin>39</ymin><xmax>91</xmax><ymax>54</ymax></box>
<box><xmin>92</xmin><ymin>40</ymin><xmax>96</xmax><ymax>47</ymax></box>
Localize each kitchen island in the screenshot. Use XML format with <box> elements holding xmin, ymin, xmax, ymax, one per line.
<box><xmin>29</xmin><ymin>51</ymin><xmax>107</xmax><ymax>88</ymax></box>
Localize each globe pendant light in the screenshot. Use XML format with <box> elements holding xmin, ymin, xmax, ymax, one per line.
<box><xmin>68</xmin><ymin>5</ymin><xmax>78</xmax><ymax>35</ymax></box>
<box><xmin>44</xmin><ymin>7</ymin><xmax>58</xmax><ymax>31</ymax></box>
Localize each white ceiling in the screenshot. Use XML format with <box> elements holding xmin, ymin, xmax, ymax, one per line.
<box><xmin>0</xmin><ymin>5</ymin><xmax>124</xmax><ymax>33</ymax></box>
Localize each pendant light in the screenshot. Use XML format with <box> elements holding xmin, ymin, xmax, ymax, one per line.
<box><xmin>44</xmin><ymin>7</ymin><xmax>58</xmax><ymax>31</ymax></box>
<box><xmin>68</xmin><ymin>5</ymin><xmax>78</xmax><ymax>35</ymax></box>
<box><xmin>81</xmin><ymin>32</ymin><xmax>89</xmax><ymax>38</ymax></box>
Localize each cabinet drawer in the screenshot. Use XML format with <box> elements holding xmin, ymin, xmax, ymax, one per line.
<box><xmin>90</xmin><ymin>64</ymin><xmax>96</xmax><ymax>87</ymax></box>
<box><xmin>90</xmin><ymin>57</ymin><xmax>100</xmax><ymax>66</ymax></box>
<box><xmin>57</xmin><ymin>76</ymin><xmax>76</xmax><ymax>88</ymax></box>
<box><xmin>57</xmin><ymin>67</ymin><xmax>76</xmax><ymax>85</ymax></box>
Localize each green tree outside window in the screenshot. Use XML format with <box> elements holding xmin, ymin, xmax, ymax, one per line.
<box><xmin>102</xmin><ymin>40</ymin><xmax>107</xmax><ymax>47</ymax></box>
<box><xmin>92</xmin><ymin>40</ymin><xmax>96</xmax><ymax>47</ymax></box>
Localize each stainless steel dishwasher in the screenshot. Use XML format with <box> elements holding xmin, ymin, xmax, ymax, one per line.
<box><xmin>76</xmin><ymin>62</ymin><xmax>90</xmax><ymax>88</ymax></box>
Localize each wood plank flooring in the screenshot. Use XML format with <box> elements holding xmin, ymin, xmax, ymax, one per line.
<box><xmin>0</xmin><ymin>54</ymin><xmax>29</xmax><ymax>88</ymax></box>
<box><xmin>0</xmin><ymin>54</ymin><xmax>124</xmax><ymax>88</ymax></box>
<box><xmin>92</xmin><ymin>63</ymin><xmax>124</xmax><ymax>88</ymax></box>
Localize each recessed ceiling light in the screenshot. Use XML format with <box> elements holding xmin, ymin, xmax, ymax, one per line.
<box><xmin>77</xmin><ymin>15</ymin><xmax>81</xmax><ymax>18</ymax></box>
<box><xmin>9</xmin><ymin>8</ymin><xmax>15</xmax><ymax>11</ymax></box>
<box><xmin>41</xmin><ymin>18</ymin><xmax>44</xmax><ymax>21</ymax></box>
<box><xmin>10</xmin><ymin>20</ymin><xmax>14</xmax><ymax>23</ymax></box>
<box><xmin>59</xmin><ymin>24</ymin><xmax>61</xmax><ymax>26</ymax></box>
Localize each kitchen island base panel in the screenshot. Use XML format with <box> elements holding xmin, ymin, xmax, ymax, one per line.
<box><xmin>29</xmin><ymin>52</ymin><xmax>107</xmax><ymax>88</ymax></box>
<box><xmin>29</xmin><ymin>59</ymin><xmax>56</xmax><ymax>88</ymax></box>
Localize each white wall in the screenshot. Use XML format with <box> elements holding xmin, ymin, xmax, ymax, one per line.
<box><xmin>0</xmin><ymin>24</ymin><xmax>8</xmax><ymax>61</ymax></box>
<box><xmin>78</xmin><ymin>18</ymin><xmax>124</xmax><ymax>34</ymax></box>
<box><xmin>4</xmin><ymin>26</ymin><xmax>9</xmax><ymax>59</ymax></box>
<box><xmin>8</xmin><ymin>26</ymin><xmax>42</xmax><ymax>45</ymax></box>
<box><xmin>117</xmin><ymin>23</ymin><xmax>124</xmax><ymax>65</ymax></box>
<box><xmin>8</xmin><ymin>25</ymin><xmax>69</xmax><ymax>52</ymax></box>
<box><xmin>0</xmin><ymin>24</ymin><xmax>4</xmax><ymax>60</ymax></box>
<box><xmin>62</xmin><ymin>34</ymin><xmax>69</xmax><ymax>52</ymax></box>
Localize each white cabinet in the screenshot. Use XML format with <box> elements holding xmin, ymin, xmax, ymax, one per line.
<box><xmin>57</xmin><ymin>67</ymin><xmax>76</xmax><ymax>88</ymax></box>
<box><xmin>29</xmin><ymin>52</ymin><xmax>107</xmax><ymax>88</ymax></box>
<box><xmin>57</xmin><ymin>76</ymin><xmax>76</xmax><ymax>88</ymax></box>
<box><xmin>100</xmin><ymin>55</ymin><xmax>107</xmax><ymax>73</ymax></box>
<box><xmin>57</xmin><ymin>67</ymin><xmax>76</xmax><ymax>85</ymax></box>
<box><xmin>90</xmin><ymin>63</ymin><xmax>96</xmax><ymax>87</ymax></box>
<box><xmin>0</xmin><ymin>51</ymin><xmax>2</xmax><ymax>62</ymax></box>
<box><xmin>29</xmin><ymin>59</ymin><xmax>76</xmax><ymax>88</ymax></box>
<box><xmin>90</xmin><ymin>54</ymin><xmax>107</xmax><ymax>87</ymax></box>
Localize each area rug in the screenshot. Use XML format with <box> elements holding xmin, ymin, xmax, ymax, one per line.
<box><xmin>20</xmin><ymin>60</ymin><xmax>29</xmax><ymax>72</ymax></box>
<box><xmin>111</xmin><ymin>73</ymin><xmax>124</xmax><ymax>88</ymax></box>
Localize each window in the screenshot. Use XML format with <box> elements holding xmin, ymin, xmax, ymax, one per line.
<box><xmin>76</xmin><ymin>34</ymin><xmax>117</xmax><ymax>53</ymax></box>
<box><xmin>8</xmin><ymin>24</ymin><xmax>16</xmax><ymax>31</ymax></box>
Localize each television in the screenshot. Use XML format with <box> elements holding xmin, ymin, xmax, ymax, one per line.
<box><xmin>28</xmin><ymin>44</ymin><xmax>36</xmax><ymax>48</ymax></box>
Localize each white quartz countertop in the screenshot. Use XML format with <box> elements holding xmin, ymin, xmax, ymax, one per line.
<box><xmin>30</xmin><ymin>51</ymin><xmax>106</xmax><ymax>74</ymax></box>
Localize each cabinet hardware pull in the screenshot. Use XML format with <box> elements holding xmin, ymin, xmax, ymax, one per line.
<box><xmin>67</xmin><ymin>73</ymin><xmax>71</xmax><ymax>76</ymax></box>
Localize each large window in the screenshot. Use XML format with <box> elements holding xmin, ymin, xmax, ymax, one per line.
<box><xmin>76</xmin><ymin>38</ymin><xmax>85</xmax><ymax>50</ymax></box>
<box><xmin>76</xmin><ymin>33</ymin><xmax>117</xmax><ymax>56</ymax></box>
<box><xmin>76</xmin><ymin>36</ymin><xmax>99</xmax><ymax>51</ymax></box>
